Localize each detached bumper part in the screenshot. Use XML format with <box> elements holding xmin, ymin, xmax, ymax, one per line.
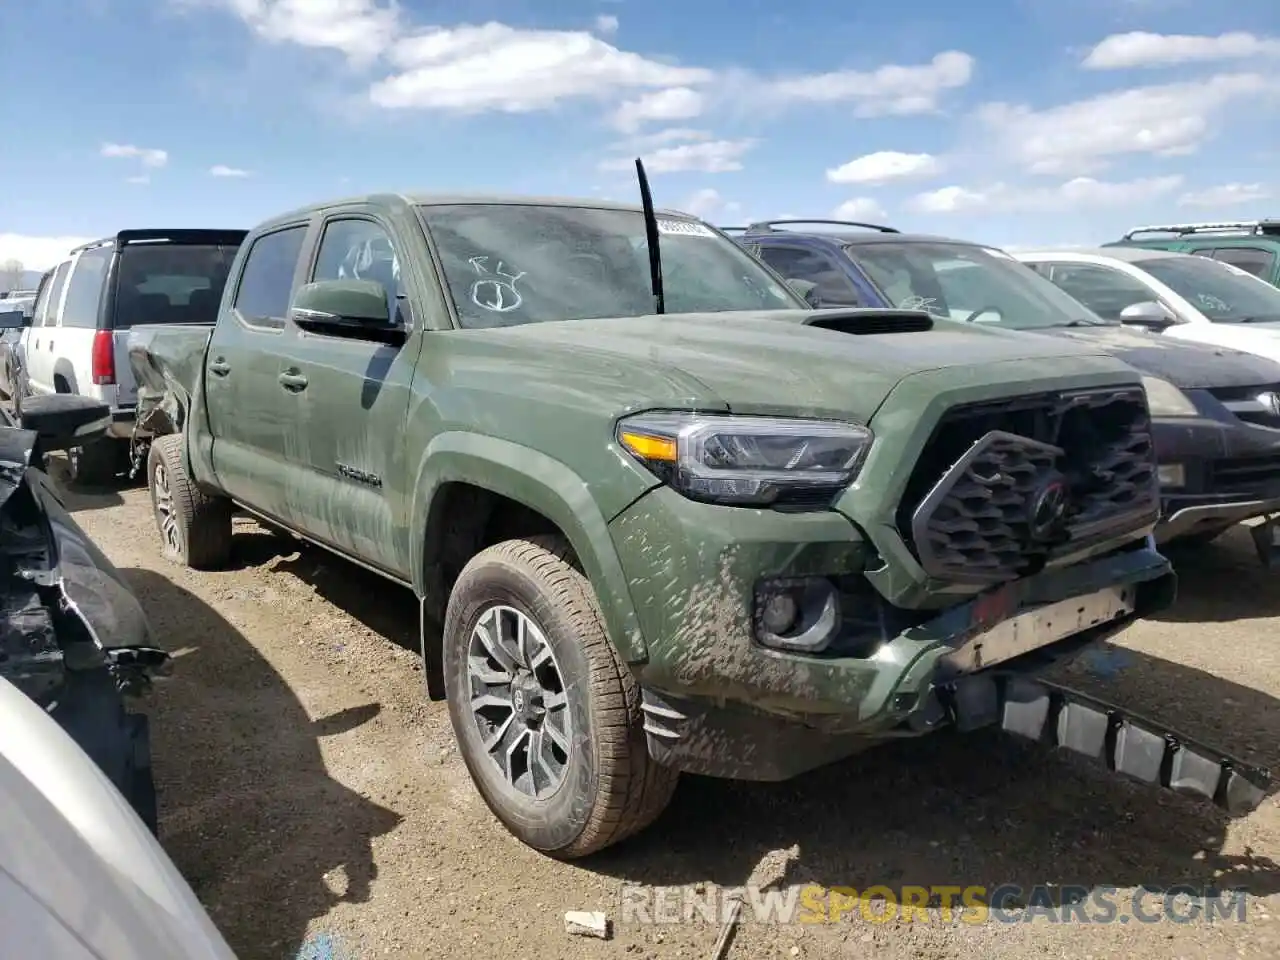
<box><xmin>949</xmin><ymin>673</ymin><xmax>1271</xmax><ymax>816</ymax></box>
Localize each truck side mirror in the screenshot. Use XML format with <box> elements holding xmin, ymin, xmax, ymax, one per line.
<box><xmin>287</xmin><ymin>279</ymin><xmax>405</xmax><ymax>345</ymax></box>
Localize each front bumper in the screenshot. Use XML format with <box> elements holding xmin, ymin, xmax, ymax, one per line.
<box><xmin>610</xmin><ymin>486</ymin><xmax>1176</xmax><ymax>779</ymax></box>
<box><xmin>1151</xmin><ymin>412</ymin><xmax>1280</xmax><ymax>541</ymax></box>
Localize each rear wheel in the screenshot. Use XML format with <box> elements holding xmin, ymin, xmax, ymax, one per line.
<box><xmin>148</xmin><ymin>433</ymin><xmax>233</xmax><ymax>569</ymax></box>
<box><xmin>442</xmin><ymin>535</ymin><xmax>677</xmax><ymax>859</ymax></box>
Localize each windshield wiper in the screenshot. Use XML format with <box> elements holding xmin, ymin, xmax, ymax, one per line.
<box><xmin>1236</xmin><ymin>315</ymin><xmax>1280</xmax><ymax>323</ymax></box>
<box><xmin>1043</xmin><ymin>319</ymin><xmax>1112</xmax><ymax>328</ymax></box>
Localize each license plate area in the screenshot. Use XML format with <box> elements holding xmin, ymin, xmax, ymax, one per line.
<box><xmin>942</xmin><ymin>585</ymin><xmax>1137</xmax><ymax>673</ymax></box>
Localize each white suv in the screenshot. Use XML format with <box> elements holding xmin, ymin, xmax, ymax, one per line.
<box><xmin>18</xmin><ymin>230</ymin><xmax>245</xmax><ymax>484</ymax></box>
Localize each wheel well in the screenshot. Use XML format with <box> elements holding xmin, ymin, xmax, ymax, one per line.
<box><xmin>54</xmin><ymin>374</ymin><xmax>71</xmax><ymax>393</ymax></box>
<box><xmin>419</xmin><ymin>482</ymin><xmax>576</xmax><ymax>699</ymax></box>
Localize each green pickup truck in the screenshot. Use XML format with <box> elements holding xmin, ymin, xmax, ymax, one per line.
<box><xmin>126</xmin><ymin>192</ymin><xmax>1269</xmax><ymax>858</ymax></box>
<box><xmin>1106</xmin><ymin>219</ymin><xmax>1280</xmax><ymax>287</ymax></box>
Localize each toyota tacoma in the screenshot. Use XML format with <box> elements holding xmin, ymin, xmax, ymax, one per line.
<box><xmin>124</xmin><ymin>189</ymin><xmax>1268</xmax><ymax>859</ymax></box>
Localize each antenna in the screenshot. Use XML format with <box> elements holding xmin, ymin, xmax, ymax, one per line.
<box><xmin>635</xmin><ymin>157</ymin><xmax>665</xmax><ymax>315</ymax></box>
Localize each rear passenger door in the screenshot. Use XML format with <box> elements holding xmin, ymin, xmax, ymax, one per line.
<box><xmin>23</xmin><ymin>259</ymin><xmax>72</xmax><ymax>396</ymax></box>
<box><xmin>280</xmin><ymin>212</ymin><xmax>423</xmax><ymax>578</ymax></box>
<box><xmin>203</xmin><ymin>222</ymin><xmax>312</xmax><ymax>526</ymax></box>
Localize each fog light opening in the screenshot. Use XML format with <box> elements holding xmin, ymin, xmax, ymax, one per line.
<box><xmin>754</xmin><ymin>577</ymin><xmax>840</xmax><ymax>653</ymax></box>
<box><xmin>1157</xmin><ymin>463</ymin><xmax>1185</xmax><ymax>488</ymax></box>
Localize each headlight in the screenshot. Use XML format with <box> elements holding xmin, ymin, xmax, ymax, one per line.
<box><xmin>1141</xmin><ymin>375</ymin><xmax>1198</xmax><ymax>417</ymax></box>
<box><xmin>616</xmin><ymin>412</ymin><xmax>872</xmax><ymax>507</ymax></box>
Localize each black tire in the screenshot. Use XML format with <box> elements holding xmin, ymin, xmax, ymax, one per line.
<box><xmin>67</xmin><ymin>437</ymin><xmax>125</xmax><ymax>487</ymax></box>
<box><xmin>442</xmin><ymin>535</ymin><xmax>678</xmax><ymax>859</ymax></box>
<box><xmin>147</xmin><ymin>433</ymin><xmax>233</xmax><ymax>569</ymax></box>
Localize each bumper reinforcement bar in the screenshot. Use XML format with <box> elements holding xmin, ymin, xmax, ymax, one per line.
<box><xmin>941</xmin><ymin>671</ymin><xmax>1272</xmax><ymax>816</ymax></box>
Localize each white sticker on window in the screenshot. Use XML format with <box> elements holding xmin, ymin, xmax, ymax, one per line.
<box><xmin>656</xmin><ymin>218</ymin><xmax>715</xmax><ymax>238</ymax></box>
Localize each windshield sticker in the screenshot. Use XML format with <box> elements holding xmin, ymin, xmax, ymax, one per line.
<box><xmin>899</xmin><ymin>295</ymin><xmax>943</xmax><ymax>315</ymax></box>
<box><xmin>656</xmin><ymin>219</ymin><xmax>715</xmax><ymax>238</ymax></box>
<box><xmin>468</xmin><ymin>255</ymin><xmax>526</xmax><ymax>313</ymax></box>
<box><xmin>1196</xmin><ymin>293</ymin><xmax>1230</xmax><ymax>312</ymax></box>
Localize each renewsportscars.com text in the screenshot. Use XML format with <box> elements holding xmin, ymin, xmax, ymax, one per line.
<box><xmin>618</xmin><ymin>884</ymin><xmax>1250</xmax><ymax>926</ymax></box>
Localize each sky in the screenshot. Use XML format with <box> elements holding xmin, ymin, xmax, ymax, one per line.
<box><xmin>2</xmin><ymin>0</ymin><xmax>1278</xmax><ymax>272</ymax></box>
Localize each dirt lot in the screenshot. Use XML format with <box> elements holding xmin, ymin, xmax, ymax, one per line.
<box><xmin>56</xmin><ymin>464</ymin><xmax>1279</xmax><ymax>960</ymax></box>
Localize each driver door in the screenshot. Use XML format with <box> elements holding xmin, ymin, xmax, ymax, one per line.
<box><xmin>279</xmin><ymin>211</ymin><xmax>424</xmax><ymax>579</ymax></box>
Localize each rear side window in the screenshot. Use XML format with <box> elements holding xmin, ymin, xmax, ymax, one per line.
<box><xmin>61</xmin><ymin>248</ymin><xmax>111</xmax><ymax>328</ymax></box>
<box><xmin>1210</xmin><ymin>246</ymin><xmax>1276</xmax><ymax>279</ymax></box>
<box><xmin>233</xmin><ymin>226</ymin><xmax>308</xmax><ymax>327</ymax></box>
<box><xmin>37</xmin><ymin>261</ymin><xmax>72</xmax><ymax>326</ymax></box>
<box><xmin>113</xmin><ymin>242</ymin><xmax>241</xmax><ymax>328</ymax></box>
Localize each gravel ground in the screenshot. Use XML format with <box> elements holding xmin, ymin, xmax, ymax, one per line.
<box><xmin>55</xmin><ymin>463</ymin><xmax>1279</xmax><ymax>960</ymax></box>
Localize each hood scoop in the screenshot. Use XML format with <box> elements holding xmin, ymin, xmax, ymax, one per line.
<box><xmin>801</xmin><ymin>308</ymin><xmax>934</xmax><ymax>335</ymax></box>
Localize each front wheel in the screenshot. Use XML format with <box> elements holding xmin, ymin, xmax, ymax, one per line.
<box><xmin>442</xmin><ymin>536</ymin><xmax>678</xmax><ymax>859</ymax></box>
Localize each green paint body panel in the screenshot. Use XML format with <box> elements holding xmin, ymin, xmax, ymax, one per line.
<box><xmin>127</xmin><ymin>193</ymin><xmax>1178</xmax><ymax>781</ymax></box>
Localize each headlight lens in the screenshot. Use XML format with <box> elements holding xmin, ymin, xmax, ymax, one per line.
<box><xmin>616</xmin><ymin>412</ymin><xmax>872</xmax><ymax>507</ymax></box>
<box><xmin>1141</xmin><ymin>375</ymin><xmax>1198</xmax><ymax>417</ymax></box>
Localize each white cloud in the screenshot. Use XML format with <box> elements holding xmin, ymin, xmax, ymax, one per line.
<box><xmin>976</xmin><ymin>72</ymin><xmax>1278</xmax><ymax>175</ymax></box>
<box><xmin>618</xmin><ymin>127</ymin><xmax>713</xmax><ymax>151</ymax></box>
<box><xmin>679</xmin><ymin>188</ymin><xmax>741</xmax><ymax>221</ymax></box>
<box><xmin>369</xmin><ymin>22</ymin><xmax>712</xmax><ymax>112</ymax></box>
<box><xmin>1177</xmin><ymin>183</ymin><xmax>1273</xmax><ymax>207</ymax></box>
<box><xmin>826</xmin><ymin>151</ymin><xmax>941</xmax><ymax>185</ymax></box>
<box><xmin>210</xmin><ymin>0</ymin><xmax>401</xmax><ymax>63</ymax></box>
<box><xmin>210</xmin><ymin>164</ymin><xmax>252</xmax><ymax>177</ymax></box>
<box><xmin>909</xmin><ymin>175</ymin><xmax>1183</xmax><ymax>214</ymax></box>
<box><xmin>833</xmin><ymin>198</ymin><xmax>889</xmax><ymax>221</ymax></box>
<box><xmin>764</xmin><ymin>51</ymin><xmax>974</xmax><ymax>116</ymax></box>
<box><xmin>1082</xmin><ymin>31</ymin><xmax>1280</xmax><ymax>70</ymax></box>
<box><xmin>601</xmin><ymin>137</ymin><xmax>756</xmax><ymax>174</ymax></box>
<box><xmin>611</xmin><ymin>87</ymin><xmax>704</xmax><ymax>132</ymax></box>
<box><xmin>100</xmin><ymin>142</ymin><xmax>169</xmax><ymax>168</ymax></box>
<box><xmin>0</xmin><ymin>234</ymin><xmax>94</xmax><ymax>271</ymax></box>
<box><xmin>594</xmin><ymin>14</ymin><xmax>619</xmax><ymax>36</ymax></box>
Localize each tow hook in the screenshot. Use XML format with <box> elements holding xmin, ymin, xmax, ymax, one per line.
<box><xmin>942</xmin><ymin>671</ymin><xmax>1271</xmax><ymax>816</ymax></box>
<box><xmin>1248</xmin><ymin>513</ymin><xmax>1280</xmax><ymax>568</ymax></box>
<box><xmin>104</xmin><ymin>646</ymin><xmax>173</xmax><ymax>696</ymax></box>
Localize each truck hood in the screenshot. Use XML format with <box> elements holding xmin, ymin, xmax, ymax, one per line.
<box><xmin>1167</xmin><ymin>321</ymin><xmax>1280</xmax><ymax>364</ymax></box>
<box><xmin>491</xmin><ymin>309</ymin><xmax>1130</xmax><ymax>419</ymax></box>
<box><xmin>1019</xmin><ymin>323</ymin><xmax>1280</xmax><ymax>389</ymax></box>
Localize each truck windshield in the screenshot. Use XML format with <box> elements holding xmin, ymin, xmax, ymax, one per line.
<box><xmin>416</xmin><ymin>203</ymin><xmax>803</xmax><ymax>328</ymax></box>
<box><xmin>846</xmin><ymin>241</ymin><xmax>1109</xmax><ymax>329</ymax></box>
<box><xmin>1136</xmin><ymin>256</ymin><xmax>1280</xmax><ymax>323</ymax></box>
<box><xmin>113</xmin><ymin>242</ymin><xmax>241</xmax><ymax>327</ymax></box>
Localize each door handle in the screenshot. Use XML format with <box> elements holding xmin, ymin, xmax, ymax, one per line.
<box><xmin>208</xmin><ymin>358</ymin><xmax>231</xmax><ymax>377</ymax></box>
<box><xmin>278</xmin><ymin>370</ymin><xmax>309</xmax><ymax>392</ymax></box>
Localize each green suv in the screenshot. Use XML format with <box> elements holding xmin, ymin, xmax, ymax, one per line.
<box><xmin>1106</xmin><ymin>220</ymin><xmax>1280</xmax><ymax>287</ymax></box>
<box><xmin>125</xmin><ymin>192</ymin><xmax>1269</xmax><ymax>859</ymax></box>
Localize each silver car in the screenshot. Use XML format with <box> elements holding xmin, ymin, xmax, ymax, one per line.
<box><xmin>0</xmin><ymin>673</ymin><xmax>238</xmax><ymax>958</ymax></box>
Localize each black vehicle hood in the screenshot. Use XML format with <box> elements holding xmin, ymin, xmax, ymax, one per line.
<box><xmin>1</xmin><ymin>427</ymin><xmax>152</xmax><ymax>666</ymax></box>
<box><xmin>1026</xmin><ymin>324</ymin><xmax>1280</xmax><ymax>389</ymax></box>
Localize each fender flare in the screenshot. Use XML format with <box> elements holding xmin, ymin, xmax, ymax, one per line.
<box><xmin>410</xmin><ymin>432</ymin><xmax>649</xmax><ymax>665</ymax></box>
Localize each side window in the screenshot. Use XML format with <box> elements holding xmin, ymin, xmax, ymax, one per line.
<box><xmin>1211</xmin><ymin>247</ymin><xmax>1276</xmax><ymax>279</ymax></box>
<box><xmin>311</xmin><ymin>218</ymin><xmax>403</xmax><ymax>321</ymax></box>
<box><xmin>38</xmin><ymin>261</ymin><xmax>72</xmax><ymax>327</ymax></box>
<box><xmin>232</xmin><ymin>226</ymin><xmax>308</xmax><ymax>327</ymax></box>
<box><xmin>757</xmin><ymin>245</ymin><xmax>862</xmax><ymax>305</ymax></box>
<box><xmin>1042</xmin><ymin>263</ymin><xmax>1154</xmax><ymax>321</ymax></box>
<box><xmin>60</xmin><ymin>247</ymin><xmax>112</xmax><ymax>328</ymax></box>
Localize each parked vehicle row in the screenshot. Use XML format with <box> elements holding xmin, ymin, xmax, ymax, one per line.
<box><xmin>726</xmin><ymin>221</ymin><xmax>1280</xmax><ymax>563</ymax></box>
<box><xmin>1106</xmin><ymin>219</ymin><xmax>1280</xmax><ymax>288</ymax></box>
<box><xmin>110</xmin><ymin>181</ymin><xmax>1268</xmax><ymax>861</ymax></box>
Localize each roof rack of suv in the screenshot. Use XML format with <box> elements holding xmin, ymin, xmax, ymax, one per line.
<box><xmin>1120</xmin><ymin>220</ymin><xmax>1280</xmax><ymax>240</ymax></box>
<box><xmin>743</xmin><ymin>219</ymin><xmax>900</xmax><ymax>235</ymax></box>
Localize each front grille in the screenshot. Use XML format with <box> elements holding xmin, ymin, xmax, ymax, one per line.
<box><xmin>1206</xmin><ymin>384</ymin><xmax>1280</xmax><ymax>429</ymax></box>
<box><xmin>1210</xmin><ymin>454</ymin><xmax>1280</xmax><ymax>494</ymax></box>
<box><xmin>898</xmin><ymin>386</ymin><xmax>1158</xmax><ymax>585</ymax></box>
